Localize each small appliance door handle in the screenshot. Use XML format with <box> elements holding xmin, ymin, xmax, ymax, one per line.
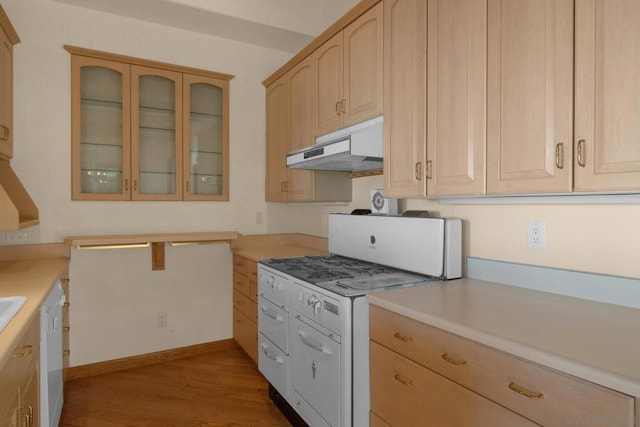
<box><xmin>260</xmin><ymin>306</ymin><xmax>284</xmax><ymax>322</ymax></box>
<box><xmin>298</xmin><ymin>331</ymin><xmax>332</xmax><ymax>354</ymax></box>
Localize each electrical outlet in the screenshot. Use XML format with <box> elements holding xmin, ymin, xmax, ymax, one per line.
<box><xmin>255</xmin><ymin>211</ymin><xmax>263</xmax><ymax>225</ymax></box>
<box><xmin>527</xmin><ymin>221</ymin><xmax>546</xmax><ymax>250</ymax></box>
<box><xmin>157</xmin><ymin>312</ymin><xmax>167</xmax><ymax>328</ymax></box>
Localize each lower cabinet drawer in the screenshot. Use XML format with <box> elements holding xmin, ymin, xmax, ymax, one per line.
<box><xmin>370</xmin><ymin>341</ymin><xmax>537</xmax><ymax>427</ymax></box>
<box><xmin>233</xmin><ymin>289</ymin><xmax>257</xmax><ymax>322</ymax></box>
<box><xmin>233</xmin><ymin>308</ymin><xmax>257</xmax><ymax>363</ymax></box>
<box><xmin>370</xmin><ymin>411</ymin><xmax>391</xmax><ymax>427</ymax></box>
<box><xmin>233</xmin><ymin>272</ymin><xmax>251</xmax><ymax>296</ymax></box>
<box><xmin>370</xmin><ymin>306</ymin><xmax>635</xmax><ymax>426</ymax></box>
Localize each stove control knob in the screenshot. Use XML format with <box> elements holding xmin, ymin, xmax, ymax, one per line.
<box><xmin>313</xmin><ymin>300</ymin><xmax>322</xmax><ymax>315</ymax></box>
<box><xmin>267</xmin><ymin>276</ymin><xmax>275</xmax><ymax>287</ymax></box>
<box><xmin>298</xmin><ymin>290</ymin><xmax>303</xmax><ymax>301</ymax></box>
<box><xmin>308</xmin><ymin>295</ymin><xmax>318</xmax><ymax>307</ymax></box>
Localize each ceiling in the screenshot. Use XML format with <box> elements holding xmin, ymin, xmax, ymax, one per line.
<box><xmin>51</xmin><ymin>0</ymin><xmax>356</xmax><ymax>53</ymax></box>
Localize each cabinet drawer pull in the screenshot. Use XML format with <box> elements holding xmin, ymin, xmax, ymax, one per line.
<box><xmin>124</xmin><ymin>178</ymin><xmax>129</xmax><ymax>192</ymax></box>
<box><xmin>17</xmin><ymin>405</ymin><xmax>33</xmax><ymax>427</ymax></box>
<box><xmin>441</xmin><ymin>352</ymin><xmax>468</xmax><ymax>366</ymax></box>
<box><xmin>63</xmin><ymin>302</ymin><xmax>70</xmax><ymax>308</ymax></box>
<box><xmin>394</xmin><ymin>373</ymin><xmax>414</xmax><ymax>386</ymax></box>
<box><xmin>393</xmin><ymin>332</ymin><xmax>414</xmax><ymax>343</ymax></box>
<box><xmin>335</xmin><ymin>101</ymin><xmax>341</xmax><ymax>116</ymax></box>
<box><xmin>61</xmin><ymin>278</ymin><xmax>70</xmax><ymax>284</ymax></box>
<box><xmin>577</xmin><ymin>139</ymin><xmax>586</xmax><ymax>167</ymax></box>
<box><xmin>508</xmin><ymin>381</ymin><xmax>544</xmax><ymax>399</ymax></box>
<box><xmin>63</xmin><ymin>349</ymin><xmax>71</xmax><ymax>356</ymax></box>
<box><xmin>0</xmin><ymin>125</ymin><xmax>10</xmax><ymax>141</ymax></box>
<box><xmin>555</xmin><ymin>142</ymin><xmax>564</xmax><ymax>169</ymax></box>
<box><xmin>341</xmin><ymin>99</ymin><xmax>346</xmax><ymax>114</ymax></box>
<box><xmin>63</xmin><ymin>326</ymin><xmax>70</xmax><ymax>332</ymax></box>
<box><xmin>11</xmin><ymin>345</ymin><xmax>33</xmax><ymax>358</ymax></box>
<box><xmin>414</xmin><ymin>162</ymin><xmax>422</xmax><ymax>180</ymax></box>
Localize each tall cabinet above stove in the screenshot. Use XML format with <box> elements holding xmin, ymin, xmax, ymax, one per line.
<box><xmin>263</xmin><ymin>1</ymin><xmax>384</xmax><ymax>203</ymax></box>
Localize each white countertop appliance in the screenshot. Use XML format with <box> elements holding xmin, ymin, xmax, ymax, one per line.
<box><xmin>258</xmin><ymin>213</ymin><xmax>462</xmax><ymax>427</ymax></box>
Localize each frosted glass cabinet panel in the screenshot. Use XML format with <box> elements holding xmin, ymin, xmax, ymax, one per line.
<box><xmin>64</xmin><ymin>46</ymin><xmax>233</xmax><ymax>201</ymax></box>
<box><xmin>71</xmin><ymin>56</ymin><xmax>131</xmax><ymax>200</ymax></box>
<box><xmin>132</xmin><ymin>66</ymin><xmax>183</xmax><ymax>200</ymax></box>
<box><xmin>183</xmin><ymin>74</ymin><xmax>229</xmax><ymax>200</ymax></box>
<box><xmin>68</xmin><ymin>46</ymin><xmax>233</xmax><ymax>201</ymax></box>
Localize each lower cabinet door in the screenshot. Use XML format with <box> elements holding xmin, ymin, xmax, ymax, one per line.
<box><xmin>233</xmin><ymin>308</ymin><xmax>257</xmax><ymax>363</ymax></box>
<box><xmin>370</xmin><ymin>341</ymin><xmax>538</xmax><ymax>427</ymax></box>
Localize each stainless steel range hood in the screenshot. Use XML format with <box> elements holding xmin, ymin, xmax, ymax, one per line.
<box><xmin>286</xmin><ymin>116</ymin><xmax>383</xmax><ymax>172</ymax></box>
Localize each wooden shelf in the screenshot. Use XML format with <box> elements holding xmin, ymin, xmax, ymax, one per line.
<box><xmin>64</xmin><ymin>231</ymin><xmax>239</xmax><ymax>248</ymax></box>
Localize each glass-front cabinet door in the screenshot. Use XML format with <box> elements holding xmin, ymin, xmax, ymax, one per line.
<box><xmin>182</xmin><ymin>74</ymin><xmax>229</xmax><ymax>200</ymax></box>
<box><xmin>131</xmin><ymin>65</ymin><xmax>183</xmax><ymax>200</ymax></box>
<box><xmin>71</xmin><ymin>56</ymin><xmax>131</xmax><ymax>200</ymax></box>
<box><xmin>68</xmin><ymin>46</ymin><xmax>233</xmax><ymax>202</ymax></box>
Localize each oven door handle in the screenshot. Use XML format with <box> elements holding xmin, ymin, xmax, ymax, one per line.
<box><xmin>261</xmin><ymin>344</ymin><xmax>284</xmax><ymax>364</ymax></box>
<box><xmin>298</xmin><ymin>331</ymin><xmax>333</xmax><ymax>355</ymax></box>
<box><xmin>261</xmin><ymin>306</ymin><xmax>284</xmax><ymax>322</ymax></box>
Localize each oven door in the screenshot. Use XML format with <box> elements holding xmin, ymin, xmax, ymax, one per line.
<box><xmin>292</xmin><ymin>316</ymin><xmax>341</xmax><ymax>427</ymax></box>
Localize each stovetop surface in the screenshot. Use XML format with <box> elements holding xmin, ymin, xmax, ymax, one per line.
<box><xmin>261</xmin><ymin>254</ymin><xmax>437</xmax><ymax>297</ymax></box>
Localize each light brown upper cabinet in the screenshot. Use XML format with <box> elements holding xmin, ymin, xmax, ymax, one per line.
<box><xmin>573</xmin><ymin>0</ymin><xmax>640</xmax><ymax>192</ymax></box>
<box><xmin>0</xmin><ymin>7</ymin><xmax>19</xmax><ymax>160</ymax></box>
<box><xmin>383</xmin><ymin>0</ymin><xmax>428</xmax><ymax>198</ymax></box>
<box><xmin>312</xmin><ymin>2</ymin><xmax>383</xmax><ymax>138</ymax></box>
<box><xmin>131</xmin><ymin>65</ymin><xmax>183</xmax><ymax>200</ymax></box>
<box><xmin>263</xmin><ymin>2</ymin><xmax>383</xmax><ymax>203</ymax></box>
<box><xmin>486</xmin><ymin>0</ymin><xmax>574</xmax><ymax>195</ymax></box>
<box><xmin>264</xmin><ymin>62</ymin><xmax>351</xmax><ymax>203</ymax></box>
<box><xmin>265</xmin><ymin>74</ymin><xmax>290</xmax><ymax>202</ymax></box>
<box><xmin>183</xmin><ymin>74</ymin><xmax>229</xmax><ymax>200</ymax></box>
<box><xmin>288</xmin><ymin>58</ymin><xmax>316</xmax><ymax>201</ymax></box>
<box><xmin>426</xmin><ymin>0</ymin><xmax>487</xmax><ymax>197</ymax></box>
<box><xmin>68</xmin><ymin>46</ymin><xmax>232</xmax><ymax>201</ymax></box>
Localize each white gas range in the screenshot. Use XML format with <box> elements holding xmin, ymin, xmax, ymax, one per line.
<box><xmin>258</xmin><ymin>213</ymin><xmax>462</xmax><ymax>427</ymax></box>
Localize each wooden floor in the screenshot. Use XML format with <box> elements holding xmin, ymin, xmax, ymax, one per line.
<box><xmin>60</xmin><ymin>347</ymin><xmax>291</xmax><ymax>427</ymax></box>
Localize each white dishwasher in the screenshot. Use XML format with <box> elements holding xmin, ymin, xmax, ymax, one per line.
<box><xmin>40</xmin><ymin>280</ymin><xmax>65</xmax><ymax>427</ymax></box>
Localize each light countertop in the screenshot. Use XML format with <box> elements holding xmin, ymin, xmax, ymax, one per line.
<box><xmin>367</xmin><ymin>278</ymin><xmax>640</xmax><ymax>398</ymax></box>
<box><xmin>0</xmin><ymin>257</ymin><xmax>69</xmax><ymax>369</ymax></box>
<box><xmin>232</xmin><ymin>244</ymin><xmax>328</xmax><ymax>262</ymax></box>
